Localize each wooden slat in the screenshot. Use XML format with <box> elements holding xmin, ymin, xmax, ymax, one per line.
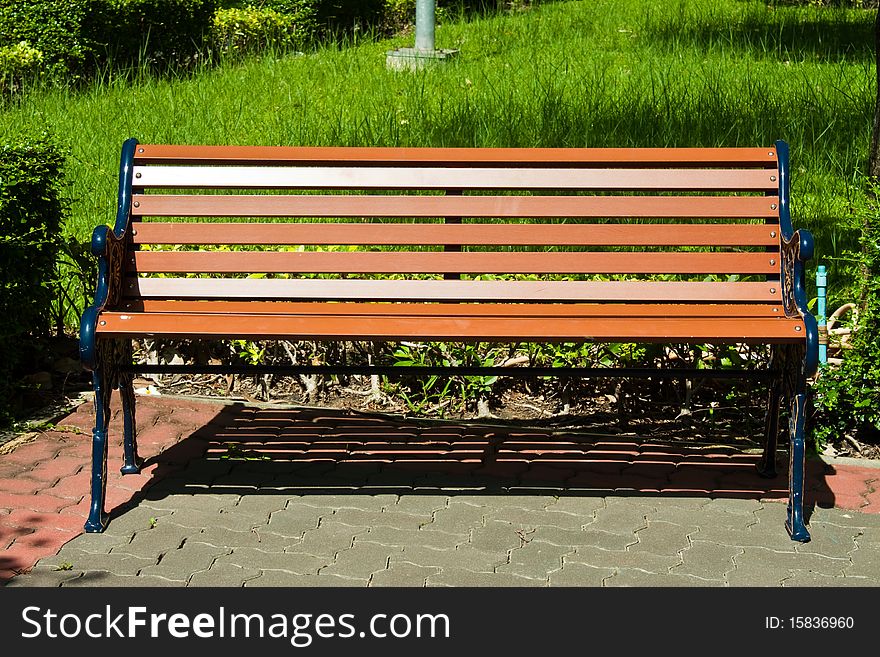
<box><xmin>96</xmin><ymin>311</ymin><xmax>805</xmax><ymax>342</ymax></box>
<box><xmin>131</xmin><ymin>194</ymin><xmax>780</xmax><ymax>220</ymax></box>
<box><xmin>121</xmin><ymin>300</ymin><xmax>785</xmax><ymax>318</ymax></box>
<box><xmin>131</xmin><ymin>221</ymin><xmax>780</xmax><ymax>247</ymax></box>
<box><xmin>125</xmin><ymin>278</ymin><xmax>781</xmax><ymax>302</ymax></box>
<box><xmin>134</xmin><ymin>144</ymin><xmax>779</xmax><ymax>167</ymax></box>
<box><xmin>132</xmin><ymin>166</ymin><xmax>777</xmax><ymax>191</ymax></box>
<box><xmin>130</xmin><ymin>251</ymin><xmax>778</xmax><ymax>275</ymax></box>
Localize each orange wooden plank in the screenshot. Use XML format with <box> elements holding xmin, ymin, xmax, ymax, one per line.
<box><xmin>96</xmin><ymin>311</ymin><xmax>805</xmax><ymax>342</ymax></box>
<box><xmin>131</xmin><ymin>220</ymin><xmax>780</xmax><ymax>247</ymax></box>
<box><xmin>131</xmin><ymin>165</ymin><xmax>778</xmax><ymax>192</ymax></box>
<box><xmin>131</xmin><ymin>194</ymin><xmax>780</xmax><ymax>221</ymax></box>
<box><xmin>124</xmin><ymin>278</ymin><xmax>782</xmax><ymax>303</ymax></box>
<box><xmin>134</xmin><ymin>144</ymin><xmax>779</xmax><ymax>167</ymax></box>
<box><xmin>130</xmin><ymin>250</ymin><xmax>778</xmax><ymax>275</ymax></box>
<box><xmin>121</xmin><ymin>300</ymin><xmax>784</xmax><ymax>318</ymax></box>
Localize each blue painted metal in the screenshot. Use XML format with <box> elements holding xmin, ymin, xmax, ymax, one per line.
<box><xmin>816</xmin><ymin>265</ymin><xmax>827</xmax><ymax>365</ymax></box>
<box><xmin>774</xmin><ymin>140</ymin><xmax>815</xmax><ymax>542</ymax></box>
<box><xmin>775</xmin><ymin>140</ymin><xmax>819</xmax><ymax>378</ymax></box>
<box><xmin>786</xmin><ymin>391</ymin><xmax>811</xmax><ymax>542</ymax></box>
<box><xmin>80</xmin><ymin>138</ymin><xmax>139</xmax><ymax>532</ymax></box>
<box><xmin>80</xmin><ymin>138</ymin><xmax>138</xmax><ymax>370</ymax></box>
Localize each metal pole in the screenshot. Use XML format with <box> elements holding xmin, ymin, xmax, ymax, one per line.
<box><xmin>816</xmin><ymin>264</ymin><xmax>827</xmax><ymax>365</ymax></box>
<box><xmin>415</xmin><ymin>0</ymin><xmax>436</xmax><ymax>51</ymax></box>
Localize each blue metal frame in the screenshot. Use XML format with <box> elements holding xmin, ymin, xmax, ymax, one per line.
<box><xmin>772</xmin><ymin>140</ymin><xmax>817</xmax><ymax>542</ymax></box>
<box><xmin>80</xmin><ymin>137</ymin><xmax>139</xmax><ymax>370</ymax></box>
<box><xmin>79</xmin><ymin>138</ymin><xmax>139</xmax><ymax>532</ymax></box>
<box><xmin>775</xmin><ymin>140</ymin><xmax>819</xmax><ymax>377</ymax></box>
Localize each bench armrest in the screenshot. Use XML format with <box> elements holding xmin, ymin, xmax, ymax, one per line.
<box><xmin>80</xmin><ymin>137</ymin><xmax>138</xmax><ymax>372</ymax></box>
<box><xmin>781</xmin><ymin>228</ymin><xmax>819</xmax><ymax>377</ymax></box>
<box><xmin>79</xmin><ymin>226</ymin><xmax>127</xmax><ymax>371</ymax></box>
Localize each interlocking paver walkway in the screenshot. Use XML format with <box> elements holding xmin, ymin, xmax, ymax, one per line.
<box><xmin>2</xmin><ymin>394</ymin><xmax>880</xmax><ymax>586</ymax></box>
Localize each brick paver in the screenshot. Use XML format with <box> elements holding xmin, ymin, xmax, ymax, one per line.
<box><xmin>3</xmin><ymin>395</ymin><xmax>880</xmax><ymax>586</ymax></box>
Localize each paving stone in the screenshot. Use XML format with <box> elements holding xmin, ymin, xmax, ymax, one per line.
<box><xmin>299</xmin><ymin>494</ymin><xmax>397</xmax><ymax>512</ymax></box>
<box><xmin>98</xmin><ymin>507</ymin><xmax>174</xmax><ymax>536</ymax></box>
<box><xmin>424</xmin><ymin>504</ymin><xmax>485</xmax><ymax>536</ymax></box>
<box><xmin>792</xmin><ymin>524</ymin><xmax>859</xmax><ymax>559</ymax></box>
<box><xmin>735</xmin><ymin>546</ymin><xmax>849</xmax><ymax>579</ymax></box>
<box><xmin>498</xmin><ymin>541</ymin><xmax>570</xmax><ymax>579</ymax></box>
<box><xmin>628</xmin><ymin>520</ymin><xmax>696</xmax><ymax>557</ymax></box>
<box><xmin>651</xmin><ymin>505</ymin><xmax>755</xmax><ymax>531</ymax></box>
<box><xmin>330</xmin><ymin>508</ymin><xmax>429</xmax><ymax>530</ymax></box>
<box><xmin>393</xmin><ymin>545</ymin><xmax>507</xmax><ymax>573</ymax></box>
<box><xmin>725</xmin><ymin>567</ymin><xmax>788</xmax><ymax>587</ymax></box>
<box><xmin>690</xmin><ymin>523</ymin><xmax>799</xmax><ymax>551</ymax></box>
<box><xmin>548</xmin><ymin>562</ymin><xmax>614</xmax><ymax>586</ymax></box>
<box><xmin>703</xmin><ymin>497</ymin><xmax>762</xmax><ymax>516</ymax></box>
<box><xmin>291</xmin><ymin>521</ymin><xmax>369</xmax><ymax>558</ymax></box>
<box><xmin>62</xmin><ymin>571</ymin><xmax>186</xmax><ymax>587</ymax></box>
<box><xmin>370</xmin><ymin>562</ymin><xmax>438</xmax><ymax>587</ymax></box>
<box><xmin>191</xmin><ymin>525</ymin><xmax>297</xmax><ymax>552</ymax></box>
<box><xmin>264</xmin><ymin>506</ymin><xmax>325</xmax><ymax>537</ymax></box>
<box><xmin>60</xmin><ymin>531</ymin><xmax>134</xmax><ymax>554</ymax></box>
<box><xmin>566</xmin><ymin>544</ymin><xmax>680</xmax><ymax>572</ymax></box>
<box><xmin>320</xmin><ymin>540</ymin><xmax>403</xmax><ymax>579</ymax></box>
<box><xmin>141</xmin><ymin>492</ymin><xmax>240</xmax><ymax>513</ymax></box>
<box><xmin>139</xmin><ymin>542</ymin><xmax>229</xmax><ymax>581</ymax></box>
<box><xmin>811</xmin><ymin>507</ymin><xmax>880</xmax><ymax>529</ymax></box>
<box><xmin>246</xmin><ymin>571</ymin><xmax>367</xmax><ymax>587</ymax></box>
<box><xmin>38</xmin><ymin>548</ymin><xmax>156</xmax><ymax>576</ymax></box>
<box><xmin>111</xmin><ymin>524</ymin><xmax>194</xmax><ymax>558</ymax></box>
<box><xmin>188</xmin><ymin>561</ymin><xmax>263</xmax><ymax>586</ymax></box>
<box><xmin>605</xmin><ymin>569</ymin><xmax>724</xmax><ymax>587</ymax></box>
<box><xmin>673</xmin><ymin>540</ymin><xmax>740</xmax><ymax>580</ymax></box>
<box><xmin>844</xmin><ymin>543</ymin><xmax>880</xmax><ymax>578</ymax></box>
<box><xmin>468</xmin><ymin>520</ymin><xmax>527</xmax><ymax>554</ymax></box>
<box><xmin>164</xmin><ymin>507</ymin><xmax>264</xmax><ymax>532</ymax></box>
<box><xmin>232</xmin><ymin>495</ymin><xmax>289</xmax><ymax>517</ymax></box>
<box><xmin>391</xmin><ymin>495</ymin><xmax>449</xmax><ymax>515</ymax></box>
<box><xmin>527</xmin><ymin>525</ymin><xmax>631</xmax><ymax>550</ymax></box>
<box><xmin>482</xmin><ymin>494</ymin><xmax>555</xmax><ymax>512</ymax></box>
<box><xmin>482</xmin><ymin>507</ymin><xmax>587</xmax><ymax>531</ymax></box>
<box><xmin>363</xmin><ymin>526</ymin><xmax>462</xmax><ymax>550</ymax></box>
<box><xmin>544</xmin><ymin>495</ymin><xmax>606</xmax><ymax>516</ymax></box>
<box><xmin>781</xmin><ymin>569</ymin><xmax>872</xmax><ymax>587</ymax></box>
<box><xmin>218</xmin><ymin>547</ymin><xmax>327</xmax><ymax>575</ymax></box>
<box><xmin>426</xmin><ymin>568</ymin><xmax>546</xmax><ymax>587</ymax></box>
<box><xmin>585</xmin><ymin>503</ymin><xmax>649</xmax><ymax>535</ymax></box>
<box><xmin>651</xmin><ymin>496</ymin><xmax>713</xmax><ymax>511</ymax></box>
<box><xmin>3</xmin><ymin>568</ymin><xmax>84</xmax><ymax>587</ymax></box>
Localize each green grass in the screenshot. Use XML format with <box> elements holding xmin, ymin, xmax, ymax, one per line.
<box><xmin>1</xmin><ymin>0</ymin><xmax>874</xmax><ymax>305</ymax></box>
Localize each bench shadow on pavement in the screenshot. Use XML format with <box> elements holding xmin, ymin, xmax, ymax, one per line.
<box><xmin>118</xmin><ymin>403</ymin><xmax>838</xmax><ymax>524</ymax></box>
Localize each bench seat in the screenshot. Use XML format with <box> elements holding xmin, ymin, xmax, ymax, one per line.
<box><xmin>80</xmin><ymin>138</ymin><xmax>818</xmax><ymax>542</ymax></box>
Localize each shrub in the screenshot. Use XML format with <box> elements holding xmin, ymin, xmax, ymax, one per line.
<box><xmin>211</xmin><ymin>4</ymin><xmax>316</xmax><ymax>56</ymax></box>
<box><xmin>0</xmin><ymin>133</ymin><xmax>67</xmax><ymax>423</ymax></box>
<box><xmin>812</xmin><ymin>191</ymin><xmax>880</xmax><ymax>449</ymax></box>
<box><xmin>85</xmin><ymin>0</ymin><xmax>218</xmax><ymax>70</ymax></box>
<box><xmin>0</xmin><ymin>0</ymin><xmax>93</xmax><ymax>79</ymax></box>
<box><xmin>0</xmin><ymin>41</ymin><xmax>44</xmax><ymax>96</ymax></box>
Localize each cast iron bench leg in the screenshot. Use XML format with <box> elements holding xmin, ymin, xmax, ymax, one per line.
<box><xmin>786</xmin><ymin>391</ymin><xmax>810</xmax><ymax>542</ymax></box>
<box><xmin>757</xmin><ymin>376</ymin><xmax>781</xmax><ymax>479</ymax></box>
<box><xmin>85</xmin><ymin>365</ymin><xmax>111</xmax><ymax>533</ymax></box>
<box><xmin>119</xmin><ymin>369</ymin><xmax>142</xmax><ymax>475</ymax></box>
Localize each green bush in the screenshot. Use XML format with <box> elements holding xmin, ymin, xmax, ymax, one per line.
<box><xmin>0</xmin><ymin>0</ymin><xmax>93</xmax><ymax>79</ymax></box>
<box><xmin>0</xmin><ymin>134</ymin><xmax>67</xmax><ymax>423</ymax></box>
<box><xmin>0</xmin><ymin>42</ymin><xmax>44</xmax><ymax>96</ymax></box>
<box><xmin>85</xmin><ymin>0</ymin><xmax>217</xmax><ymax>70</ymax></box>
<box><xmin>813</xmin><ymin>192</ymin><xmax>880</xmax><ymax>448</ymax></box>
<box><xmin>211</xmin><ymin>4</ymin><xmax>316</xmax><ymax>56</ymax></box>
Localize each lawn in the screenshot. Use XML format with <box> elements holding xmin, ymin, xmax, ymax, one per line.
<box><xmin>1</xmin><ymin>0</ymin><xmax>874</xmax><ymax>305</ymax></box>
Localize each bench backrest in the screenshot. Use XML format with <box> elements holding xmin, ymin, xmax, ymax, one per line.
<box><xmin>117</xmin><ymin>142</ymin><xmax>789</xmax><ymax>308</ymax></box>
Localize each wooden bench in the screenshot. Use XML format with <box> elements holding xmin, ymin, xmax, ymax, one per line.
<box><xmin>80</xmin><ymin>138</ymin><xmax>818</xmax><ymax>541</ymax></box>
